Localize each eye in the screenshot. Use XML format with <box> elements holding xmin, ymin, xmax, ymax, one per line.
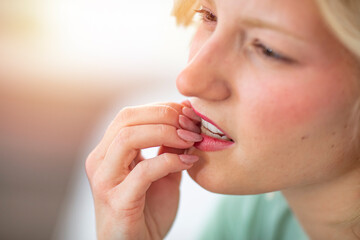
<box><xmin>253</xmin><ymin>41</ymin><xmax>294</xmax><ymax>63</ymax></box>
<box><xmin>194</xmin><ymin>8</ymin><xmax>217</xmax><ymax>23</ymax></box>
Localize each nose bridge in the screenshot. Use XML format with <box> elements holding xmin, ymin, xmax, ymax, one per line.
<box><xmin>176</xmin><ymin>31</ymin><xmax>234</xmax><ymax>100</ymax></box>
<box><xmin>193</xmin><ymin>31</ymin><xmax>233</xmax><ymax>68</ymax></box>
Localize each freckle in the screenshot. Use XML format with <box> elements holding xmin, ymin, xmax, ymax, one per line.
<box><xmin>331</xmin><ymin>144</ymin><xmax>335</xmax><ymax>149</ymax></box>
<box><xmin>301</xmin><ymin>135</ymin><xmax>309</xmax><ymax>140</ymax></box>
<box><xmin>331</xmin><ymin>131</ymin><xmax>336</xmax><ymax>136</ymax></box>
<box><xmin>344</xmin><ymin>124</ymin><xmax>348</xmax><ymax>129</ymax></box>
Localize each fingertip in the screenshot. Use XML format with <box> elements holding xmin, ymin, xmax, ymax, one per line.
<box><xmin>182</xmin><ymin>107</ymin><xmax>202</xmax><ymax>122</ymax></box>
<box><xmin>177</xmin><ymin>129</ymin><xmax>203</xmax><ymax>143</ymax></box>
<box><xmin>179</xmin><ymin>115</ymin><xmax>201</xmax><ymax>133</ymax></box>
<box><xmin>179</xmin><ymin>154</ymin><xmax>200</xmax><ymax>165</ymax></box>
<box><xmin>180</xmin><ymin>99</ymin><xmax>191</xmax><ymax>107</ymax></box>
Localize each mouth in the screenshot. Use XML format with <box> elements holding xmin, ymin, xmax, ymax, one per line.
<box><xmin>191</xmin><ymin>107</ymin><xmax>235</xmax><ymax>151</ymax></box>
<box><xmin>200</xmin><ymin>118</ymin><xmax>233</xmax><ymax>142</ymax></box>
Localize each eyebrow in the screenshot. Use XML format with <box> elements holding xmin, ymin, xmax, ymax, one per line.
<box><xmin>241</xmin><ymin>18</ymin><xmax>304</xmax><ymax>40</ymax></box>
<box><xmin>202</xmin><ymin>0</ymin><xmax>215</xmax><ymax>8</ymax></box>
<box><xmin>201</xmin><ymin>0</ymin><xmax>303</xmax><ymax>41</ymax></box>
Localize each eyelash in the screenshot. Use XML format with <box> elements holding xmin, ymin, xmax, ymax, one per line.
<box><xmin>253</xmin><ymin>41</ymin><xmax>293</xmax><ymax>63</ymax></box>
<box><xmin>194</xmin><ymin>8</ymin><xmax>217</xmax><ymax>23</ymax></box>
<box><xmin>194</xmin><ymin>8</ymin><xmax>294</xmax><ymax>63</ymax></box>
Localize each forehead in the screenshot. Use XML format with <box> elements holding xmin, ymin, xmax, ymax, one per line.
<box><xmin>205</xmin><ymin>0</ymin><xmax>318</xmax><ymax>15</ymax></box>
<box><xmin>204</xmin><ymin>0</ymin><xmax>327</xmax><ymax>40</ymax></box>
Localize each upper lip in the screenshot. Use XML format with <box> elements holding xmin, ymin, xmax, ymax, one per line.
<box><xmin>191</xmin><ymin>105</ymin><xmax>234</xmax><ymax>141</ymax></box>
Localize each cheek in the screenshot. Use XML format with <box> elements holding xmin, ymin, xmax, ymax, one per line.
<box><xmin>241</xmin><ymin>70</ymin><xmax>350</xmax><ymax>135</ymax></box>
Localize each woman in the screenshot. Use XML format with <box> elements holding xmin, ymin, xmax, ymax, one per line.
<box><xmin>85</xmin><ymin>0</ymin><xmax>360</xmax><ymax>239</ymax></box>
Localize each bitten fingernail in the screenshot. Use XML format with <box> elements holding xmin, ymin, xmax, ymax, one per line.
<box><xmin>177</xmin><ymin>129</ymin><xmax>203</xmax><ymax>142</ymax></box>
<box><xmin>179</xmin><ymin>154</ymin><xmax>199</xmax><ymax>164</ymax></box>
<box><xmin>179</xmin><ymin>115</ymin><xmax>201</xmax><ymax>133</ymax></box>
<box><xmin>182</xmin><ymin>107</ymin><xmax>201</xmax><ymax>122</ymax></box>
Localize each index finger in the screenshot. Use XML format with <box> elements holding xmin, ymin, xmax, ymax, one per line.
<box><xmin>151</xmin><ymin>102</ymin><xmax>185</xmax><ymax>113</ymax></box>
<box><xmin>91</xmin><ymin>102</ymin><xmax>185</xmax><ymax>163</ymax></box>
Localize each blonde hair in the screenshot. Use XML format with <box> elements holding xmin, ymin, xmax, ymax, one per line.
<box><xmin>172</xmin><ymin>0</ymin><xmax>200</xmax><ymax>26</ymax></box>
<box><xmin>315</xmin><ymin>0</ymin><xmax>360</xmax><ymax>149</ymax></box>
<box><xmin>315</xmin><ymin>0</ymin><xmax>360</xmax><ymax>60</ymax></box>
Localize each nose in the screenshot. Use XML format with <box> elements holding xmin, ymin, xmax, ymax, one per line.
<box><xmin>176</xmin><ymin>35</ymin><xmax>232</xmax><ymax>101</ymax></box>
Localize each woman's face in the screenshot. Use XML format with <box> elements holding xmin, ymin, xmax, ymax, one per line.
<box><xmin>176</xmin><ymin>0</ymin><xmax>360</xmax><ymax>194</ymax></box>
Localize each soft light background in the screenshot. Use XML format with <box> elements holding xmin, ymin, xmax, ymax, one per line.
<box><xmin>0</xmin><ymin>0</ymin><xmax>221</xmax><ymax>239</ymax></box>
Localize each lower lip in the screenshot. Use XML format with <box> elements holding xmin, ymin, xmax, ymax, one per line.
<box><xmin>194</xmin><ymin>133</ymin><xmax>234</xmax><ymax>152</ymax></box>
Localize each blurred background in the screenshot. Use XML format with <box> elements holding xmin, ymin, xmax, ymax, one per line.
<box><xmin>0</xmin><ymin>0</ymin><xmax>221</xmax><ymax>239</ymax></box>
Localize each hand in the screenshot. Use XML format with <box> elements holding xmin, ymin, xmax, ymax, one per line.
<box><xmin>85</xmin><ymin>102</ymin><xmax>202</xmax><ymax>240</ymax></box>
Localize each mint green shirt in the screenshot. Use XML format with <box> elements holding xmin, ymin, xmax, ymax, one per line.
<box><xmin>199</xmin><ymin>192</ymin><xmax>309</xmax><ymax>240</ymax></box>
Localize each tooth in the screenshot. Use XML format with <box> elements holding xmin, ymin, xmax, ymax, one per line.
<box><xmin>200</xmin><ymin>119</ymin><xmax>231</xmax><ymax>141</ymax></box>
<box><xmin>201</xmin><ymin>119</ymin><xmax>224</xmax><ymax>135</ymax></box>
<box><xmin>201</xmin><ymin>126</ymin><xmax>231</xmax><ymax>141</ymax></box>
<box><xmin>208</xmin><ymin>122</ymin><xmax>224</xmax><ymax>135</ymax></box>
<box><xmin>201</xmin><ymin>126</ymin><xmax>217</xmax><ymax>138</ymax></box>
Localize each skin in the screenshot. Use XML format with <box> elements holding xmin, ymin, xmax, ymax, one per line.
<box><xmin>86</xmin><ymin>0</ymin><xmax>360</xmax><ymax>239</ymax></box>
<box><xmin>86</xmin><ymin>102</ymin><xmax>203</xmax><ymax>240</ymax></box>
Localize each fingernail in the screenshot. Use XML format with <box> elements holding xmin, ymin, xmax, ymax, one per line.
<box><xmin>177</xmin><ymin>129</ymin><xmax>203</xmax><ymax>142</ymax></box>
<box><xmin>179</xmin><ymin>154</ymin><xmax>199</xmax><ymax>164</ymax></box>
<box><xmin>182</xmin><ymin>107</ymin><xmax>201</xmax><ymax>122</ymax></box>
<box><xmin>179</xmin><ymin>115</ymin><xmax>201</xmax><ymax>133</ymax></box>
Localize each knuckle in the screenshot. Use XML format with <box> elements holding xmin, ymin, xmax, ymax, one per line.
<box><xmin>158</xmin><ymin>105</ymin><xmax>177</xmax><ymax>120</ymax></box>
<box><xmin>158</xmin><ymin>105</ymin><xmax>172</xmax><ymax>117</ymax></box>
<box><xmin>137</xmin><ymin>160</ymin><xmax>150</xmax><ymax>173</ymax></box>
<box><xmin>158</xmin><ymin>124</ymin><xmax>174</xmax><ymax>136</ymax></box>
<box><xmin>85</xmin><ymin>150</ymin><xmax>100</xmax><ymax>179</ymax></box>
<box><xmin>117</xmin><ymin>106</ymin><xmax>134</xmax><ymax>124</ymax></box>
<box><xmin>161</xmin><ymin>153</ymin><xmax>176</xmax><ymax>166</ymax></box>
<box><xmin>85</xmin><ymin>157</ymin><xmax>93</xmax><ymax>178</ymax></box>
<box><xmin>133</xmin><ymin>161</ymin><xmax>150</xmax><ymax>180</ymax></box>
<box><xmin>115</xmin><ymin>127</ymin><xmax>132</xmax><ymax>145</ymax></box>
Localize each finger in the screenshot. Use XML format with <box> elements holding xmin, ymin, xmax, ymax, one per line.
<box><xmin>89</xmin><ymin>104</ymin><xmax>184</xmax><ymax>169</ymax></box>
<box><xmin>116</xmin><ymin>153</ymin><xmax>199</xmax><ymax>202</ymax></box>
<box><xmin>97</xmin><ymin>124</ymin><xmax>201</xmax><ymax>181</ymax></box>
<box><xmin>182</xmin><ymin>106</ymin><xmax>201</xmax><ymax>122</ymax></box>
<box><xmin>158</xmin><ymin>146</ymin><xmax>185</xmax><ymax>155</ymax></box>
<box><xmin>181</xmin><ymin>99</ymin><xmax>191</xmax><ymax>108</ymax></box>
<box><xmin>179</xmin><ymin>100</ymin><xmax>201</xmax><ymax>122</ymax></box>
<box><xmin>156</xmin><ymin>102</ymin><xmax>201</xmax><ymax>133</ymax></box>
<box><xmin>151</xmin><ymin>102</ymin><xmax>184</xmax><ymax>114</ymax></box>
<box><xmin>157</xmin><ymin>146</ymin><xmax>187</xmax><ymax>183</ymax></box>
<box><xmin>179</xmin><ymin>115</ymin><xmax>201</xmax><ymax>133</ymax></box>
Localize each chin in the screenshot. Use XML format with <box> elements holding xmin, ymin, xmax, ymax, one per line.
<box><xmin>186</xmin><ymin>157</ymin><xmax>268</xmax><ymax>195</ymax></box>
<box><xmin>185</xmin><ymin>148</ymin><xmax>284</xmax><ymax>195</ymax></box>
<box><xmin>186</xmin><ymin>160</ymin><xmax>227</xmax><ymax>194</ymax></box>
<box><xmin>184</xmin><ymin>147</ymin><xmax>228</xmax><ymax>193</ymax></box>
